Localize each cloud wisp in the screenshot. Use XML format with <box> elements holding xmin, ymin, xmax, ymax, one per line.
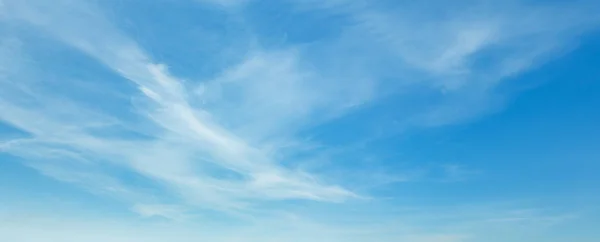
<box><xmin>1</xmin><ymin>0</ymin><xmax>600</xmax><ymax>241</ymax></box>
<box><xmin>0</xmin><ymin>0</ymin><xmax>356</xmax><ymax>214</ymax></box>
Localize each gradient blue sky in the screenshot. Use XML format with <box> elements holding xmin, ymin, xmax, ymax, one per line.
<box><xmin>1</xmin><ymin>0</ymin><xmax>600</xmax><ymax>241</ymax></box>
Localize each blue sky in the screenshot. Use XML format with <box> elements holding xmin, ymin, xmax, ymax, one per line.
<box><xmin>1</xmin><ymin>0</ymin><xmax>600</xmax><ymax>241</ymax></box>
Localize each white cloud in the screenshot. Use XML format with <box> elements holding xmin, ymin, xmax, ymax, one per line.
<box><xmin>0</xmin><ymin>2</ymin><xmax>599</xmax><ymax>242</ymax></box>
<box><xmin>287</xmin><ymin>0</ymin><xmax>600</xmax><ymax>127</ymax></box>
<box><xmin>197</xmin><ymin>49</ymin><xmax>374</xmax><ymax>143</ymax></box>
<box><xmin>0</xmin><ymin>0</ymin><xmax>355</xmax><ymax>213</ymax></box>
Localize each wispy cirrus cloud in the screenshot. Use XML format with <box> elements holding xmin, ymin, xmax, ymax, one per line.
<box><xmin>284</xmin><ymin>0</ymin><xmax>600</xmax><ymax>127</ymax></box>
<box><xmin>1</xmin><ymin>0</ymin><xmax>600</xmax><ymax>241</ymax></box>
<box><xmin>0</xmin><ymin>0</ymin><xmax>354</xmax><ymax>213</ymax></box>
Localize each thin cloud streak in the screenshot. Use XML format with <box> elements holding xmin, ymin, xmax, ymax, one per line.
<box><xmin>0</xmin><ymin>1</ymin><xmax>599</xmax><ymax>241</ymax></box>
<box><xmin>0</xmin><ymin>0</ymin><xmax>355</xmax><ymax>212</ymax></box>
<box><xmin>288</xmin><ymin>0</ymin><xmax>600</xmax><ymax>128</ymax></box>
